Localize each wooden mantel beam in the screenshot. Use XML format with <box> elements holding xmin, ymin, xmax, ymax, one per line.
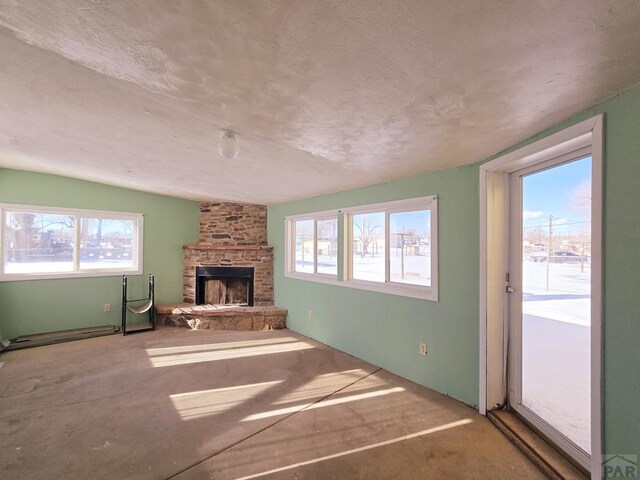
<box><xmin>182</xmin><ymin>244</ymin><xmax>272</xmax><ymax>251</ymax></box>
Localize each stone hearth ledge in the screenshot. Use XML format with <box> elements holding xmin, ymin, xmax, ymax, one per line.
<box><xmin>155</xmin><ymin>304</ymin><xmax>287</xmax><ymax>331</ymax></box>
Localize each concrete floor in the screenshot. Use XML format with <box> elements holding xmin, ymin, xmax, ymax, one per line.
<box><xmin>0</xmin><ymin>328</ymin><xmax>546</xmax><ymax>480</ymax></box>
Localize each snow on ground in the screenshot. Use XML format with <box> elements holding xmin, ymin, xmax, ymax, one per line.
<box><xmin>296</xmin><ymin>249</ymin><xmax>431</xmax><ymax>286</ymax></box>
<box><xmin>522</xmin><ymin>314</ymin><xmax>591</xmax><ymax>454</ymax></box>
<box><xmin>523</xmin><ymin>297</ymin><xmax>590</xmax><ymax>327</ymax></box>
<box><xmin>522</xmin><ymin>262</ymin><xmax>590</xmax><ymax>326</ymax></box>
<box><xmin>521</xmin><ymin>261</ymin><xmax>591</xmax><ymax>454</ymax></box>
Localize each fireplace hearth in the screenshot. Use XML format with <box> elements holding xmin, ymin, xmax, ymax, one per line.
<box><xmin>195</xmin><ymin>266</ymin><xmax>254</xmax><ymax>306</ymax></box>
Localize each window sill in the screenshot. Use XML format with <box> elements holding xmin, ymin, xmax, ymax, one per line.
<box><xmin>284</xmin><ymin>271</ymin><xmax>438</xmax><ymax>301</ymax></box>
<box><xmin>0</xmin><ymin>268</ymin><xmax>143</xmax><ymax>282</ymax></box>
<box><xmin>285</xmin><ymin>271</ymin><xmax>340</xmax><ymax>286</ymax></box>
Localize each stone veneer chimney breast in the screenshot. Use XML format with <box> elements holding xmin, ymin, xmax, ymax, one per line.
<box><xmin>198</xmin><ymin>202</ymin><xmax>267</xmax><ymax>246</ymax></box>
<box><xmin>182</xmin><ymin>202</ymin><xmax>274</xmax><ymax>305</ymax></box>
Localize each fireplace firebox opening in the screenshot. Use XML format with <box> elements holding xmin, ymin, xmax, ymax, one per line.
<box><xmin>195</xmin><ymin>266</ymin><xmax>254</xmax><ymax>306</ymax></box>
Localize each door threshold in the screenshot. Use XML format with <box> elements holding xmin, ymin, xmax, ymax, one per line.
<box><xmin>488</xmin><ymin>409</ymin><xmax>588</xmax><ymax>480</ymax></box>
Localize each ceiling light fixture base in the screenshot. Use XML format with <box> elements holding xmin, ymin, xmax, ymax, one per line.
<box><xmin>218</xmin><ymin>129</ymin><xmax>239</xmax><ymax>160</ymax></box>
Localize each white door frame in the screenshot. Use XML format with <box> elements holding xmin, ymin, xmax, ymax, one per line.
<box><xmin>479</xmin><ymin>115</ymin><xmax>603</xmax><ymax>477</ymax></box>
<box><xmin>508</xmin><ymin>148</ymin><xmax>594</xmax><ymax>470</ymax></box>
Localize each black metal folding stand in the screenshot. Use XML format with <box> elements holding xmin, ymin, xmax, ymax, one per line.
<box><xmin>121</xmin><ymin>275</ymin><xmax>155</xmax><ymax>335</ymax></box>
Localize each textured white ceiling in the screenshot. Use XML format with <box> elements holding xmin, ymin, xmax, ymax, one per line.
<box><xmin>1</xmin><ymin>1</ymin><xmax>640</xmax><ymax>204</ymax></box>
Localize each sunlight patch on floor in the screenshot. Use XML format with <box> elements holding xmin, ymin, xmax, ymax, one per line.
<box><xmin>145</xmin><ymin>336</ymin><xmax>300</xmax><ymax>356</ymax></box>
<box><xmin>233</xmin><ymin>419</ymin><xmax>474</xmax><ymax>479</ymax></box>
<box><xmin>170</xmin><ymin>381</ymin><xmax>283</xmax><ymax>420</ymax></box>
<box><xmin>272</xmin><ymin>369</ymin><xmax>375</xmax><ymax>406</ymax></box>
<box><xmin>148</xmin><ymin>341</ymin><xmax>314</xmax><ymax>367</ymax></box>
<box><xmin>242</xmin><ymin>386</ymin><xmax>405</xmax><ymax>422</ymax></box>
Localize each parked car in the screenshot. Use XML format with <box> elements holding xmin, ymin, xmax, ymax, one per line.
<box><xmin>530</xmin><ymin>251</ymin><xmax>589</xmax><ymax>263</ymax></box>
<box><xmin>51</xmin><ymin>241</ymin><xmax>73</xmax><ymax>255</ymax></box>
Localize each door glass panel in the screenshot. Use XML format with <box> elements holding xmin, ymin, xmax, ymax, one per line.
<box><xmin>521</xmin><ymin>156</ymin><xmax>591</xmax><ymax>454</ymax></box>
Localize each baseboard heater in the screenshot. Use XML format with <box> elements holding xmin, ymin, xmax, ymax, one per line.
<box><xmin>4</xmin><ymin>325</ymin><xmax>120</xmax><ymax>351</ymax></box>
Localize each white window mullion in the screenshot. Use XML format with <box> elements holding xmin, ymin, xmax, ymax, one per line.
<box><xmin>385</xmin><ymin>210</ymin><xmax>390</xmax><ymax>283</ymax></box>
<box><xmin>313</xmin><ymin>220</ymin><xmax>318</xmax><ymax>274</ymax></box>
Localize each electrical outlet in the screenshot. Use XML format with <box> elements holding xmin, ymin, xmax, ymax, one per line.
<box><xmin>308</xmin><ymin>310</ymin><xmax>313</xmax><ymax>320</ymax></box>
<box><xmin>419</xmin><ymin>343</ymin><xmax>427</xmax><ymax>356</ymax></box>
<box><xmin>103</xmin><ymin>304</ymin><xmax>111</xmax><ymax>313</ymax></box>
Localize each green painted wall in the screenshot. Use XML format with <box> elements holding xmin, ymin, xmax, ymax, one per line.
<box><xmin>268</xmin><ymin>84</ymin><xmax>640</xmax><ymax>454</ymax></box>
<box><xmin>269</xmin><ymin>165</ymin><xmax>480</xmax><ymax>406</ymax></box>
<box><xmin>0</xmin><ymin>168</ymin><xmax>199</xmax><ymax>339</ymax></box>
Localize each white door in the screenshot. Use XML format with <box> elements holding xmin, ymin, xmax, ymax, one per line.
<box><xmin>508</xmin><ymin>151</ymin><xmax>593</xmax><ymax>469</ymax></box>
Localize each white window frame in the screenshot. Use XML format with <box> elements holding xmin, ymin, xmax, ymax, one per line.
<box><xmin>342</xmin><ymin>196</ymin><xmax>438</xmax><ymax>301</ymax></box>
<box><xmin>285</xmin><ymin>209</ymin><xmax>339</xmax><ymax>282</ymax></box>
<box><xmin>284</xmin><ymin>196</ymin><xmax>438</xmax><ymax>301</ymax></box>
<box><xmin>0</xmin><ymin>203</ymin><xmax>143</xmax><ymax>281</ymax></box>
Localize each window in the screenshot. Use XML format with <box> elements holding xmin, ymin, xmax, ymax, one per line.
<box><xmin>351</xmin><ymin>211</ymin><xmax>385</xmax><ymax>282</ymax></box>
<box><xmin>345</xmin><ymin>196</ymin><xmax>437</xmax><ymax>300</ymax></box>
<box><xmin>1</xmin><ymin>204</ymin><xmax>143</xmax><ymax>280</ymax></box>
<box><xmin>287</xmin><ymin>212</ymin><xmax>338</xmax><ymax>278</ymax></box>
<box><xmin>294</xmin><ymin>219</ymin><xmax>314</xmax><ymax>274</ymax></box>
<box><xmin>285</xmin><ymin>196</ymin><xmax>438</xmax><ymax>300</ymax></box>
<box><xmin>316</xmin><ymin>218</ymin><xmax>338</xmax><ymax>275</ymax></box>
<box><xmin>389</xmin><ymin>209</ymin><xmax>431</xmax><ymax>286</ymax></box>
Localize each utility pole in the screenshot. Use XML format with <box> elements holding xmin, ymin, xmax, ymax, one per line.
<box><xmin>393</xmin><ymin>229</ymin><xmax>409</xmax><ymax>280</ymax></box>
<box><xmin>537</xmin><ymin>225</ymin><xmax>542</xmax><ymax>244</ymax></box>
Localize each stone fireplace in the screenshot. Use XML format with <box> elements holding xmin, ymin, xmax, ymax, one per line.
<box><xmin>156</xmin><ymin>202</ymin><xmax>286</xmax><ymax>330</ymax></box>
<box><xmin>180</xmin><ymin>201</ymin><xmax>274</xmax><ymax>305</ymax></box>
